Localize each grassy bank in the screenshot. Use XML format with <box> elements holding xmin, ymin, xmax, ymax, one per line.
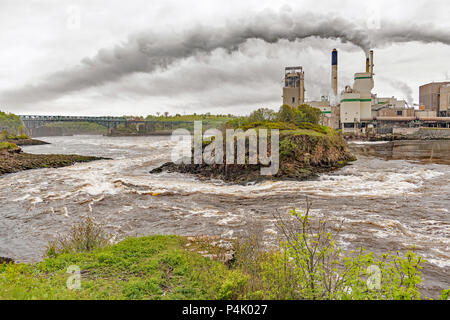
<box><xmin>1</xmin><ymin>131</ymin><xmax>48</xmax><ymax>146</ymax></box>
<box><xmin>1</xmin><ymin>211</ymin><xmax>448</xmax><ymax>300</ymax></box>
<box><xmin>0</xmin><ymin>235</ymin><xmax>230</xmax><ymax>300</ymax></box>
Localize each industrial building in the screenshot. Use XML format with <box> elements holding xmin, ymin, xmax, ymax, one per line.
<box><xmin>420</xmin><ymin>82</ymin><xmax>450</xmax><ymax>117</ymax></box>
<box><xmin>282</xmin><ymin>66</ymin><xmax>305</xmax><ymax>106</ymax></box>
<box><xmin>282</xmin><ymin>48</ymin><xmax>450</xmax><ymax>132</ymax></box>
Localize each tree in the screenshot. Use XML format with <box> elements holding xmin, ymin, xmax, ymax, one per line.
<box><xmin>297</xmin><ymin>104</ymin><xmax>322</xmax><ymax>125</ymax></box>
<box><xmin>248</xmin><ymin>108</ymin><xmax>277</xmax><ymax>122</ymax></box>
<box><xmin>277</xmin><ymin>105</ymin><xmax>296</xmax><ymax>123</ymax></box>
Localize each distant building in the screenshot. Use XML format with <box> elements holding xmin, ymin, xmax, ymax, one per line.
<box><xmin>282</xmin><ymin>66</ymin><xmax>305</xmax><ymax>107</ymax></box>
<box><xmin>308</xmin><ymin>97</ymin><xmax>339</xmax><ymax>129</ymax></box>
<box><xmin>439</xmin><ymin>84</ymin><xmax>450</xmax><ymax>116</ymax></box>
<box><xmin>419</xmin><ymin>82</ymin><xmax>450</xmax><ymax>116</ymax></box>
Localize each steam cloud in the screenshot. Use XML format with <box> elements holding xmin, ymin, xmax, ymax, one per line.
<box><xmin>385</xmin><ymin>79</ymin><xmax>415</xmax><ymax>106</ymax></box>
<box><xmin>1</xmin><ymin>8</ymin><xmax>450</xmax><ymax>106</ymax></box>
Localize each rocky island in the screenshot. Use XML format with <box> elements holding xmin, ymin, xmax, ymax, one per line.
<box><xmin>151</xmin><ymin>105</ymin><xmax>356</xmax><ymax>183</ymax></box>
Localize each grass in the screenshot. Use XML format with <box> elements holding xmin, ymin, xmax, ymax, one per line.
<box><xmin>1</xmin><ymin>209</ymin><xmax>447</xmax><ymax>300</ymax></box>
<box><xmin>0</xmin><ymin>141</ymin><xmax>18</xmax><ymax>151</ymax></box>
<box><xmin>0</xmin><ymin>131</ymin><xmax>29</xmax><ymax>141</ymax></box>
<box><xmin>1</xmin><ymin>233</ymin><xmax>449</xmax><ymax>300</ymax></box>
<box><xmin>0</xmin><ymin>235</ymin><xmax>234</xmax><ymax>300</ymax></box>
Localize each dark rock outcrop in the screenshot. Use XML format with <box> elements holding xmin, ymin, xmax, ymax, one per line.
<box><xmin>150</xmin><ymin>130</ymin><xmax>356</xmax><ymax>183</ymax></box>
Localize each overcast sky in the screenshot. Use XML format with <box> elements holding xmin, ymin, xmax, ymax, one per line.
<box><xmin>0</xmin><ymin>0</ymin><xmax>449</xmax><ymax>116</ymax></box>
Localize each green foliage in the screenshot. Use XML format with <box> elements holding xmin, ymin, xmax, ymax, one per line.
<box><xmin>0</xmin><ymin>141</ymin><xmax>18</xmax><ymax>151</ymax></box>
<box><xmin>217</xmin><ymin>271</ymin><xmax>249</xmax><ymax>300</ymax></box>
<box><xmin>225</xmin><ymin>104</ymin><xmax>324</xmax><ymax>134</ymax></box>
<box><xmin>0</xmin><ymin>235</ymin><xmax>234</xmax><ymax>300</ymax></box>
<box><xmin>0</xmin><ymin>206</ymin><xmax>434</xmax><ymax>300</ymax></box>
<box><xmin>247</xmin><ymin>108</ymin><xmax>277</xmax><ymax>123</ymax></box>
<box><xmin>0</xmin><ymin>111</ymin><xmax>23</xmax><ymax>134</ymax></box>
<box><xmin>276</xmin><ymin>104</ymin><xmax>322</xmax><ymax>126</ymax></box>
<box><xmin>44</xmin><ymin>122</ymin><xmax>108</xmax><ymax>135</ymax></box>
<box><xmin>238</xmin><ymin>121</ymin><xmax>297</xmax><ymax>131</ymax></box>
<box><xmin>46</xmin><ymin>216</ymin><xmax>111</xmax><ymax>257</ymax></box>
<box><xmin>296</xmin><ymin>104</ymin><xmax>322</xmax><ymax>124</ymax></box>
<box><xmin>296</xmin><ymin>122</ymin><xmax>327</xmax><ymax>135</ymax></box>
<box><xmin>231</xmin><ymin>201</ymin><xmax>426</xmax><ymax>300</ymax></box>
<box><xmin>145</xmin><ymin>113</ymin><xmax>233</xmax><ymax>122</ymax></box>
<box><xmin>440</xmin><ymin>288</ymin><xmax>450</xmax><ymax>300</ymax></box>
<box><xmin>0</xmin><ymin>130</ymin><xmax>30</xmax><ymax>141</ymax></box>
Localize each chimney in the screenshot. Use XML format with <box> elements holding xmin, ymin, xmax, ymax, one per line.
<box><xmin>299</xmin><ymin>70</ymin><xmax>305</xmax><ymax>104</ymax></box>
<box><xmin>331</xmin><ymin>49</ymin><xmax>338</xmax><ymax>97</ymax></box>
<box><xmin>366</xmin><ymin>57</ymin><xmax>370</xmax><ymax>73</ymax></box>
<box><xmin>369</xmin><ymin>50</ymin><xmax>374</xmax><ymax>75</ymax></box>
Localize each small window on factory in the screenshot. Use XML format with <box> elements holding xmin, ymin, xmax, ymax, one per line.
<box><xmin>397</xmin><ymin>111</ymin><xmax>403</xmax><ymax>116</ymax></box>
<box><xmin>292</xmin><ymin>97</ymin><xmax>295</xmax><ymax>104</ymax></box>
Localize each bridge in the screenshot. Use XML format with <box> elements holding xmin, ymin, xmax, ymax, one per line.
<box><xmin>17</xmin><ymin>115</ymin><xmax>206</xmax><ymax>135</ymax></box>
<box><xmin>19</xmin><ymin>115</ymin><xmax>128</xmax><ymax>129</ymax></box>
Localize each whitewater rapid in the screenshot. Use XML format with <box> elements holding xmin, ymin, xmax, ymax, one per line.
<box><xmin>0</xmin><ymin>135</ymin><xmax>448</xmax><ymax>296</ymax></box>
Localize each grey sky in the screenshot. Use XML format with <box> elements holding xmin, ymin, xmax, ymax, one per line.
<box><xmin>0</xmin><ymin>0</ymin><xmax>449</xmax><ymax>116</ymax></box>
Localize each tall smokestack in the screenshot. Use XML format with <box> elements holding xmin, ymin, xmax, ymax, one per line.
<box><xmin>369</xmin><ymin>50</ymin><xmax>374</xmax><ymax>75</ymax></box>
<box><xmin>331</xmin><ymin>49</ymin><xmax>338</xmax><ymax>97</ymax></box>
<box><xmin>300</xmin><ymin>71</ymin><xmax>305</xmax><ymax>104</ymax></box>
<box><xmin>366</xmin><ymin>57</ymin><xmax>370</xmax><ymax>73</ymax></box>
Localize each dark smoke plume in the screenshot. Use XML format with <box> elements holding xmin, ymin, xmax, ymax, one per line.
<box><xmin>1</xmin><ymin>9</ymin><xmax>449</xmax><ymax>105</ymax></box>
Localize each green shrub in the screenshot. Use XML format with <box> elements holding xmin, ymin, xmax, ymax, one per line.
<box><xmin>231</xmin><ymin>199</ymin><xmax>426</xmax><ymax>300</ymax></box>
<box><xmin>46</xmin><ymin>216</ymin><xmax>111</xmax><ymax>257</ymax></box>
<box><xmin>217</xmin><ymin>271</ymin><xmax>249</xmax><ymax>300</ymax></box>
<box><xmin>0</xmin><ymin>141</ymin><xmax>18</xmax><ymax>150</ymax></box>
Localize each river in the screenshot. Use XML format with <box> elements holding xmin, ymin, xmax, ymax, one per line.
<box><xmin>0</xmin><ymin>136</ymin><xmax>448</xmax><ymax>297</ymax></box>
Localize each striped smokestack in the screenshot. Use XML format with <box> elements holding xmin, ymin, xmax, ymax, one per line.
<box><xmin>331</xmin><ymin>49</ymin><xmax>338</xmax><ymax>97</ymax></box>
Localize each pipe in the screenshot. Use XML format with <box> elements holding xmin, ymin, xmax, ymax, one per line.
<box><xmin>418</xmin><ymin>117</ymin><xmax>450</xmax><ymax>121</ymax></box>
<box><xmin>375</xmin><ymin>116</ymin><xmax>416</xmax><ymax>121</ymax></box>
<box><xmin>366</xmin><ymin>57</ymin><xmax>370</xmax><ymax>73</ymax></box>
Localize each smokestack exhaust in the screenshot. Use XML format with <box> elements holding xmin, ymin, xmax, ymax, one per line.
<box><xmin>369</xmin><ymin>50</ymin><xmax>374</xmax><ymax>75</ymax></box>
<box><xmin>331</xmin><ymin>48</ymin><xmax>338</xmax><ymax>97</ymax></box>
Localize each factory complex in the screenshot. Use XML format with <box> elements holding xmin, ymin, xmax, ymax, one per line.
<box><xmin>282</xmin><ymin>49</ymin><xmax>450</xmax><ymax>133</ymax></box>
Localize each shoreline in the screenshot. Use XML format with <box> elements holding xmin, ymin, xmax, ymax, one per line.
<box><xmin>0</xmin><ymin>144</ymin><xmax>108</xmax><ymax>177</ymax></box>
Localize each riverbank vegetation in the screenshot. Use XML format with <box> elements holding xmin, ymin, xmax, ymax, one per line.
<box><xmin>145</xmin><ymin>113</ymin><xmax>233</xmax><ymax>123</ymax></box>
<box><xmin>0</xmin><ymin>111</ymin><xmax>23</xmax><ymax>134</ymax></box>
<box><xmin>0</xmin><ymin>141</ymin><xmax>18</xmax><ymax>151</ymax></box>
<box><xmin>1</xmin><ymin>204</ymin><xmax>447</xmax><ymax>300</ymax></box>
<box><xmin>1</xmin><ymin>130</ymin><xmax>48</xmax><ymax>146</ymax></box>
<box><xmin>42</xmin><ymin>122</ymin><xmax>108</xmax><ymax>135</ymax></box>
